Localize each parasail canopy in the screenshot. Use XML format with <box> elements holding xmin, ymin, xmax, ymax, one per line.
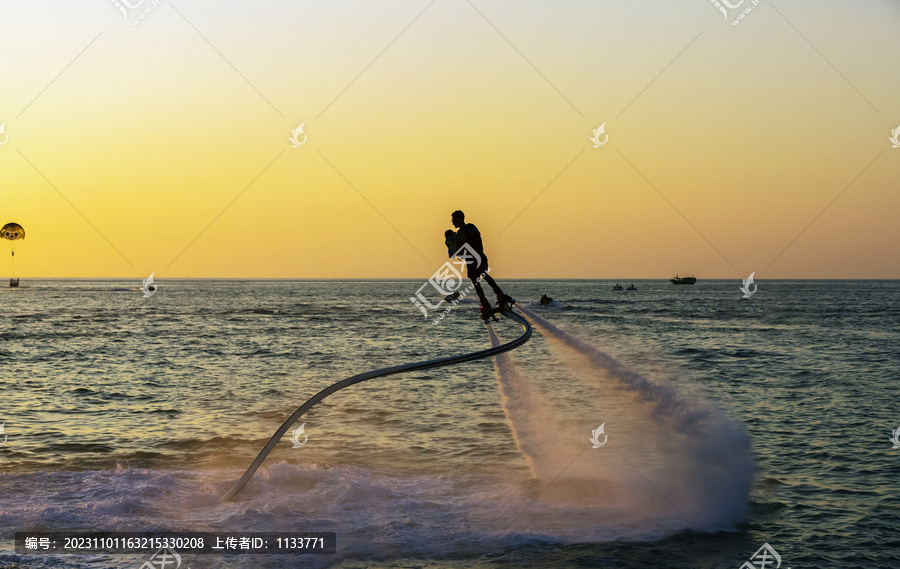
<box><xmin>1</xmin><ymin>223</ymin><xmax>25</xmax><ymax>242</ymax></box>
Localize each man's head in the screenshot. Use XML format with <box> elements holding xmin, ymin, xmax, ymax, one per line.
<box><xmin>451</xmin><ymin>210</ymin><xmax>465</xmax><ymax>229</ymax></box>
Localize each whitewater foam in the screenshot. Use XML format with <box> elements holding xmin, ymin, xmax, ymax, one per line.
<box><xmin>509</xmin><ymin>306</ymin><xmax>755</xmax><ymax>532</ymax></box>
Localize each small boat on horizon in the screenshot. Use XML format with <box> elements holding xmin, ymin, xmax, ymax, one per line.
<box><xmin>670</xmin><ymin>275</ymin><xmax>697</xmax><ymax>285</ymax></box>
<box><xmin>626</xmin><ymin>284</ymin><xmax>636</xmax><ymax>291</ymax></box>
<box><xmin>612</xmin><ymin>283</ymin><xmax>624</xmax><ymax>291</ymax></box>
<box><xmin>9</xmin><ymin>278</ymin><xmax>19</xmax><ymax>288</ymax></box>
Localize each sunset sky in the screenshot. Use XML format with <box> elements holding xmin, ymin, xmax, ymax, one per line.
<box><xmin>1</xmin><ymin>0</ymin><xmax>898</xmax><ymax>279</ymax></box>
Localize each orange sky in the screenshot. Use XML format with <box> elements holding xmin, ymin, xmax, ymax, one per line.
<box><xmin>1</xmin><ymin>0</ymin><xmax>898</xmax><ymax>279</ymax></box>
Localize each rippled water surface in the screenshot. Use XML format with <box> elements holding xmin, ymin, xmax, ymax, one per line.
<box><xmin>1</xmin><ymin>279</ymin><xmax>897</xmax><ymax>568</ymax></box>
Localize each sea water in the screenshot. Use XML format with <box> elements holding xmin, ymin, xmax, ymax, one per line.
<box><xmin>0</xmin><ymin>279</ymin><xmax>897</xmax><ymax>568</ymax></box>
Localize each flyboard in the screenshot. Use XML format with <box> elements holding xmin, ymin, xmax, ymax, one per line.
<box><xmin>223</xmin><ymin>299</ymin><xmax>529</xmax><ymax>501</ymax></box>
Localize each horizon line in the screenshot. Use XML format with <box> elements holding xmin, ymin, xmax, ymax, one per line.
<box><xmin>4</xmin><ymin>277</ymin><xmax>899</xmax><ymax>282</ymax></box>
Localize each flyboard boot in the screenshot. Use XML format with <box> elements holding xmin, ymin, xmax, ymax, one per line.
<box><xmin>481</xmin><ymin>301</ymin><xmax>499</xmax><ymax>323</ymax></box>
<box><xmin>496</xmin><ymin>293</ymin><xmax>516</xmax><ymax>312</ymax></box>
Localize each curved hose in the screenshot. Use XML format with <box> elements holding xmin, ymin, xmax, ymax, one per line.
<box><xmin>223</xmin><ymin>307</ymin><xmax>531</xmax><ymax>501</ymax></box>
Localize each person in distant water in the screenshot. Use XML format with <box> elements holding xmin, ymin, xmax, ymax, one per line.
<box><xmin>450</xmin><ymin>210</ymin><xmax>512</xmax><ymax>319</ymax></box>
<box><xmin>540</xmin><ymin>294</ymin><xmax>553</xmax><ymax>306</ymax></box>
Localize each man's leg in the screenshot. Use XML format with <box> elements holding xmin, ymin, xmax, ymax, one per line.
<box><xmin>472</xmin><ymin>279</ymin><xmax>494</xmax><ymax>319</ymax></box>
<box><xmin>473</xmin><ymin>258</ymin><xmax>510</xmax><ymax>304</ymax></box>
<box><xmin>481</xmin><ymin>273</ymin><xmax>505</xmax><ymax>298</ymax></box>
<box><xmin>481</xmin><ymin>272</ymin><xmax>513</xmax><ymax>306</ymax></box>
<box><xmin>469</xmin><ymin>270</ymin><xmax>493</xmax><ymax>318</ymax></box>
<box><xmin>471</xmin><ymin>279</ymin><xmax>488</xmax><ymax>304</ymax></box>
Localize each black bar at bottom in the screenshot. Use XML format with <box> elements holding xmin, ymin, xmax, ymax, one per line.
<box><xmin>15</xmin><ymin>532</ymin><xmax>336</xmax><ymax>554</ymax></box>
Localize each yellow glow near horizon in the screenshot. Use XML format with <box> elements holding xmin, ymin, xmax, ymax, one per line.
<box><xmin>1</xmin><ymin>1</ymin><xmax>898</xmax><ymax>279</ymax></box>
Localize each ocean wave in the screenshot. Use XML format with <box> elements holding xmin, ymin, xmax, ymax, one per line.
<box><xmin>0</xmin><ymin>461</ymin><xmax>692</xmax><ymax>568</ymax></box>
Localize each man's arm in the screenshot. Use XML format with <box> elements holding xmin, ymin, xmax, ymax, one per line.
<box><xmin>453</xmin><ymin>226</ymin><xmax>468</xmax><ymax>254</ymax></box>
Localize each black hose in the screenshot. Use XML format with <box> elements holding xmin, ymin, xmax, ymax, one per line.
<box><xmin>222</xmin><ymin>307</ymin><xmax>531</xmax><ymax>501</ymax></box>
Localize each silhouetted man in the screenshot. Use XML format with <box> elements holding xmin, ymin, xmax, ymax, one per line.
<box><xmin>450</xmin><ymin>210</ymin><xmax>512</xmax><ymax>319</ymax></box>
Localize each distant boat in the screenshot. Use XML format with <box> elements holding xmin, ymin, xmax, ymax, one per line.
<box><xmin>670</xmin><ymin>275</ymin><xmax>696</xmax><ymax>285</ymax></box>
<box><xmin>626</xmin><ymin>284</ymin><xmax>636</xmax><ymax>291</ymax></box>
<box><xmin>612</xmin><ymin>283</ymin><xmax>624</xmax><ymax>291</ymax></box>
<box><xmin>9</xmin><ymin>278</ymin><xmax>18</xmax><ymax>288</ymax></box>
